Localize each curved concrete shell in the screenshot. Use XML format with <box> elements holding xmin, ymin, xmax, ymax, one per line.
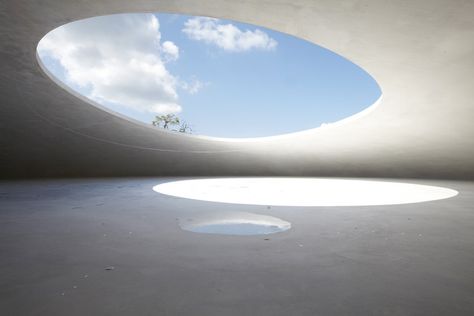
<box><xmin>1</xmin><ymin>0</ymin><xmax>473</xmax><ymax>179</ymax></box>
<box><xmin>2</xmin><ymin>2</ymin><xmax>474</xmax><ymax>315</ymax></box>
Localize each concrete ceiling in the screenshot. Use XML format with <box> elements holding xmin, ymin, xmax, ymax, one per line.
<box><xmin>1</xmin><ymin>0</ymin><xmax>473</xmax><ymax>179</ymax></box>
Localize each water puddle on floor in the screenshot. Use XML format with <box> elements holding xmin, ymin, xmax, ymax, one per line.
<box><xmin>179</xmin><ymin>212</ymin><xmax>291</xmax><ymax>236</ymax></box>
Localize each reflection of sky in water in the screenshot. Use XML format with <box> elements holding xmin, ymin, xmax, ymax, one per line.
<box><xmin>186</xmin><ymin>222</ymin><xmax>288</xmax><ymax>236</ymax></box>
<box><xmin>178</xmin><ymin>212</ymin><xmax>291</xmax><ymax>236</ymax></box>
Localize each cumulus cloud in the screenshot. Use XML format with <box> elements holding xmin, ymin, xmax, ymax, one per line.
<box><xmin>182</xmin><ymin>17</ymin><xmax>277</xmax><ymax>52</ymax></box>
<box><xmin>162</xmin><ymin>40</ymin><xmax>179</xmax><ymax>62</ymax></box>
<box><xmin>38</xmin><ymin>14</ymin><xmax>182</xmax><ymax>114</ymax></box>
<box><xmin>180</xmin><ymin>78</ymin><xmax>208</xmax><ymax>95</ymax></box>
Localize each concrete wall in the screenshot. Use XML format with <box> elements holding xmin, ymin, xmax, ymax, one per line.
<box><xmin>1</xmin><ymin>0</ymin><xmax>473</xmax><ymax>179</ymax></box>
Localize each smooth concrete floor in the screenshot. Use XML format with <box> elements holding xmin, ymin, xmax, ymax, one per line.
<box><xmin>1</xmin><ymin>178</ymin><xmax>474</xmax><ymax>315</ymax></box>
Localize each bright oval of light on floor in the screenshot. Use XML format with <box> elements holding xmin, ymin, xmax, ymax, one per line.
<box><xmin>153</xmin><ymin>178</ymin><xmax>458</xmax><ymax>206</ymax></box>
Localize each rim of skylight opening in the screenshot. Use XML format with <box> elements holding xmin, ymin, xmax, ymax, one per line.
<box><xmin>35</xmin><ymin>13</ymin><xmax>383</xmax><ymax>143</ymax></box>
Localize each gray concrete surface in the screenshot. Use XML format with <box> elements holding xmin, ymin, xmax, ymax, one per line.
<box><xmin>2</xmin><ymin>1</ymin><xmax>474</xmax><ymax>314</ymax></box>
<box><xmin>1</xmin><ymin>0</ymin><xmax>474</xmax><ymax>179</ymax></box>
<box><xmin>1</xmin><ymin>178</ymin><xmax>474</xmax><ymax>315</ymax></box>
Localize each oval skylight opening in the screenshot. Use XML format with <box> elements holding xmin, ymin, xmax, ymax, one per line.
<box><xmin>37</xmin><ymin>13</ymin><xmax>381</xmax><ymax>138</ymax></box>
<box><xmin>153</xmin><ymin>178</ymin><xmax>458</xmax><ymax>207</ymax></box>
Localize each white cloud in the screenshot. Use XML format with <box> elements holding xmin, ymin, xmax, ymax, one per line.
<box><xmin>162</xmin><ymin>41</ymin><xmax>179</xmax><ymax>62</ymax></box>
<box><xmin>182</xmin><ymin>17</ymin><xmax>277</xmax><ymax>52</ymax></box>
<box><xmin>38</xmin><ymin>14</ymin><xmax>182</xmax><ymax>114</ymax></box>
<box><xmin>180</xmin><ymin>78</ymin><xmax>208</xmax><ymax>95</ymax></box>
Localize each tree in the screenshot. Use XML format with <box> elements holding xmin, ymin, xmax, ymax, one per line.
<box><xmin>152</xmin><ymin>114</ymin><xmax>193</xmax><ymax>134</ymax></box>
<box><xmin>152</xmin><ymin>114</ymin><xmax>180</xmax><ymax>130</ymax></box>
<box><xmin>177</xmin><ymin>121</ymin><xmax>192</xmax><ymax>133</ymax></box>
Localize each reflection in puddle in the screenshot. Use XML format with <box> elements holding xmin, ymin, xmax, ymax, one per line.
<box><xmin>179</xmin><ymin>213</ymin><xmax>291</xmax><ymax>236</ymax></box>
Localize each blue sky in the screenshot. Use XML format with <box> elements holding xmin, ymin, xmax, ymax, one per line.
<box><xmin>38</xmin><ymin>13</ymin><xmax>381</xmax><ymax>138</ymax></box>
